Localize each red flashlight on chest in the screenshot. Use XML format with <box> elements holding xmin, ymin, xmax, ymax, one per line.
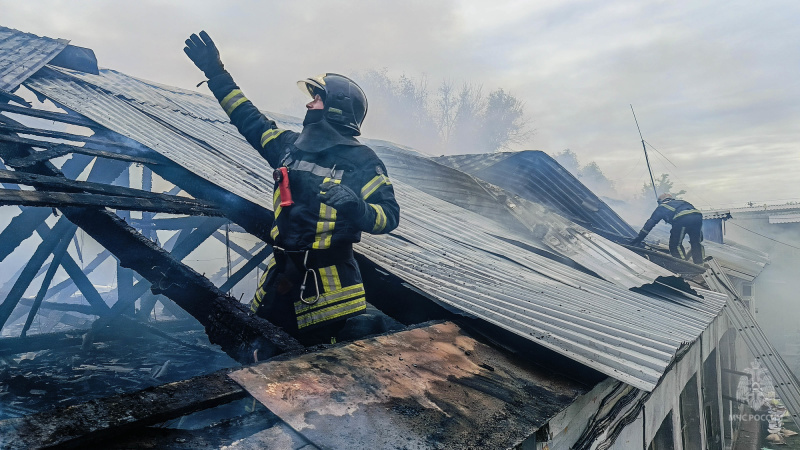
<box><xmin>273</xmin><ymin>167</ymin><xmax>294</xmax><ymax>207</ymax></box>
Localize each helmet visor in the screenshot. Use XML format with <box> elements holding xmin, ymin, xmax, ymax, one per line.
<box><xmin>297</xmin><ymin>75</ymin><xmax>327</xmax><ymax>99</ymax></box>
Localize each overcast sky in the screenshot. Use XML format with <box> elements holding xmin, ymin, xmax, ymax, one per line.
<box><xmin>3</xmin><ymin>0</ymin><xmax>798</xmax><ymax>208</ymax></box>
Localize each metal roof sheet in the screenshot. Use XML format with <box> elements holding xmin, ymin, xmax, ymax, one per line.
<box><xmin>23</xmin><ymin>67</ymin><xmax>726</xmax><ymax>391</ymax></box>
<box><xmin>702</xmin><ymin>209</ymin><xmax>732</xmax><ymax>220</ymax></box>
<box><xmin>703</xmin><ymin>241</ymin><xmax>769</xmax><ymax>282</ymax></box>
<box><xmin>434</xmin><ymin>151</ymin><xmax>638</xmax><ymax>241</ymax></box>
<box><xmin>0</xmin><ymin>26</ymin><xmax>68</xmax><ymax>93</ymax></box>
<box><xmin>367</xmin><ymin>141</ymin><xmax>680</xmax><ymax>291</ymax></box>
<box><xmin>769</xmin><ymin>213</ymin><xmax>800</xmax><ymax>224</ymax></box>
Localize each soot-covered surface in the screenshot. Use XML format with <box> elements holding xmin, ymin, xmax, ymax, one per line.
<box><xmin>230</xmin><ymin>321</ymin><xmax>592</xmax><ymax>449</ymax></box>
<box><xmin>0</xmin><ymin>320</ymin><xmax>237</xmax><ymax>420</ymax></box>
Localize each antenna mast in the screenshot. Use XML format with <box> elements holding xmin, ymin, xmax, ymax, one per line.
<box><xmin>630</xmin><ymin>104</ymin><xmax>658</xmax><ymax>201</ymax></box>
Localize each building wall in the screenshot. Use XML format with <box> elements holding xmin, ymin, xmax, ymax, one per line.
<box><xmin>540</xmin><ymin>313</ymin><xmax>733</xmax><ymax>450</ymax></box>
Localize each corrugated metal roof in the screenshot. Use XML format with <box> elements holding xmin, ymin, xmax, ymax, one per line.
<box><xmin>704</xmin><ymin>241</ymin><xmax>769</xmax><ymax>282</ymax></box>
<box><xmin>434</xmin><ymin>151</ymin><xmax>638</xmax><ymax>241</ymax></box>
<box><xmin>23</xmin><ymin>66</ymin><xmax>726</xmax><ymax>391</ymax></box>
<box><xmin>769</xmin><ymin>213</ymin><xmax>800</xmax><ymax>224</ymax></box>
<box><xmin>0</xmin><ymin>26</ymin><xmax>68</xmax><ymax>93</ymax></box>
<box><xmin>368</xmin><ymin>141</ymin><xmax>680</xmax><ymax>290</ymax></box>
<box><xmin>702</xmin><ymin>209</ymin><xmax>731</xmax><ymax>220</ymax></box>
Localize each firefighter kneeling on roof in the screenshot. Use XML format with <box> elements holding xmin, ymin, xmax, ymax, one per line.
<box><xmin>629</xmin><ymin>193</ymin><xmax>705</xmax><ymax>265</ymax></box>
<box><xmin>184</xmin><ymin>31</ymin><xmax>400</xmax><ymax>346</ymax></box>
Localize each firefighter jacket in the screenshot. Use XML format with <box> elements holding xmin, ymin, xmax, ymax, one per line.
<box><xmin>640</xmin><ymin>198</ymin><xmax>701</xmax><ymax>233</ymax></box>
<box><xmin>207</xmin><ymin>71</ymin><xmax>399</xmax><ymax>250</ymax></box>
<box><xmin>206</xmin><ymin>72</ymin><xmax>399</xmax><ymax>333</ymax></box>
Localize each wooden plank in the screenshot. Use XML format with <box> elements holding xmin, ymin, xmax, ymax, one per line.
<box><xmin>0</xmin><ymin>217</ymin><xmax>81</xmax><ymax>328</ymax></box>
<box><xmin>20</xmin><ymin>227</ymin><xmax>74</xmax><ymax>336</ymax></box>
<box><xmin>0</xmin><ymin>169</ymin><xmax>218</xmax><ymax>208</ymax></box>
<box><xmin>0</xmin><ymin>190</ymin><xmax>224</xmax><ymax>217</ymax></box>
<box><xmin>0</xmin><ymin>134</ymin><xmax>162</xmax><ymax>166</ymax></box>
<box><xmin>229</xmin><ymin>322</ymin><xmax>590</xmax><ymax>450</ymax></box>
<box><xmin>0</xmin><ymin>370</ymin><xmax>247</xmax><ymax>450</ymax></box>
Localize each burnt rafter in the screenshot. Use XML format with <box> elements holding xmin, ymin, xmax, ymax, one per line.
<box><xmin>0</xmin><ymin>169</ymin><xmax>218</xmax><ymax>206</ymax></box>
<box><xmin>0</xmin><ymin>189</ymin><xmax>224</xmax><ymax>217</ymax></box>
<box><xmin>0</xmin><ymin>141</ymin><xmax>302</xmax><ymax>361</ymax></box>
<box><xmin>0</xmin><ymin>135</ymin><xmax>162</xmax><ymax>167</ymax></box>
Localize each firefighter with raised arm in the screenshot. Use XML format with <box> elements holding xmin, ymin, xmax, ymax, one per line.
<box><xmin>184</xmin><ymin>31</ymin><xmax>400</xmax><ymax>345</ymax></box>
<box><xmin>629</xmin><ymin>193</ymin><xmax>705</xmax><ymax>264</ymax></box>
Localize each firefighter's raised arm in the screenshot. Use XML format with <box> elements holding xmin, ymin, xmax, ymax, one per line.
<box><xmin>184</xmin><ymin>31</ymin><xmax>292</xmax><ymax>168</ymax></box>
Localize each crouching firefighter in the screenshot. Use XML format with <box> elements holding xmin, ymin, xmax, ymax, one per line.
<box><xmin>629</xmin><ymin>193</ymin><xmax>705</xmax><ymax>264</ymax></box>
<box><xmin>184</xmin><ymin>31</ymin><xmax>400</xmax><ymax>345</ymax></box>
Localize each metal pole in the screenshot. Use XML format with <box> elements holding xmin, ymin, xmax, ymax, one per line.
<box><xmin>630</xmin><ymin>105</ymin><xmax>659</xmax><ymax>201</ymax></box>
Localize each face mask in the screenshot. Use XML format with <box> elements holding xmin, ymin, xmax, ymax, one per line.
<box><xmin>303</xmin><ymin>109</ymin><xmax>324</xmax><ymax>126</ymax></box>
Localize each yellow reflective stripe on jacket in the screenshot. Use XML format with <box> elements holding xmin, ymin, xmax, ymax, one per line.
<box><xmin>660</xmin><ymin>203</ymin><xmax>676</xmax><ymax>212</ymax></box>
<box><xmin>361</xmin><ymin>174</ymin><xmax>391</xmax><ymax>200</ymax></box>
<box><xmin>673</xmin><ymin>209</ymin><xmax>701</xmax><ymax>219</ymax></box>
<box><xmin>220</xmin><ymin>89</ymin><xmax>247</xmax><ymax>115</ymax></box>
<box><xmin>294</xmin><ymin>284</ymin><xmax>367</xmax><ymax>329</ymax></box>
<box><xmin>251</xmin><ymin>255</ymin><xmax>277</xmax><ymax>312</ymax></box>
<box><xmin>260</xmin><ymin>129</ymin><xmax>286</xmax><ymax>148</ymax></box>
<box><xmin>370</xmin><ymin>204</ymin><xmax>387</xmax><ymax>233</ymax></box>
<box><xmin>312</xmin><ymin>177</ymin><xmax>340</xmax><ymax>249</ymax></box>
<box><xmin>294</xmin><ymin>283</ymin><xmax>365</xmax><ymax>314</ymax></box>
<box><xmin>270</xmin><ymin>188</ymin><xmax>281</xmax><ymax>240</ymax></box>
<box><xmin>318</xmin><ymin>265</ymin><xmax>342</xmax><ymax>293</ymax></box>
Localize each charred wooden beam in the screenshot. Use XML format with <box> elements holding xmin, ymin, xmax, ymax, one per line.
<box><xmin>18</xmin><ymin>298</ymin><xmax>96</xmax><ymax>315</ymax></box>
<box><xmin>0</xmin><ymin>102</ymin><xmax>100</xmax><ymax>128</ymax></box>
<box><xmin>0</xmin><ymin>169</ymin><xmax>218</xmax><ymax>209</ymax></box>
<box><xmin>0</xmin><ymin>153</ymin><xmax>95</xmax><ymax>261</ymax></box>
<box><xmin>0</xmin><ymin>370</ymin><xmax>247</xmax><ymax>450</ymax></box>
<box><xmin>0</xmin><ymin>142</ymin><xmax>302</xmax><ymax>361</ymax></box>
<box><xmin>219</xmin><ymin>244</ymin><xmax>272</xmax><ymax>293</ymax></box>
<box><xmin>21</xmin><ymin>228</ymin><xmax>74</xmax><ymax>337</ymax></box>
<box><xmin>0</xmin><ymin>218</ymin><xmax>89</xmax><ymax>328</ymax></box>
<box><xmin>0</xmin><ymin>190</ymin><xmax>224</xmax><ymax>217</ymax></box>
<box><xmin>0</xmin><ymin>134</ymin><xmax>162</xmax><ymax>167</ymax></box>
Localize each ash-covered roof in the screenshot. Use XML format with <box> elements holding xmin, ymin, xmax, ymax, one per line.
<box><xmin>20</xmin><ymin>64</ymin><xmax>727</xmax><ymax>392</ymax></box>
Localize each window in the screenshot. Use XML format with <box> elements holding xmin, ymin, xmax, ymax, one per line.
<box><xmin>703</xmin><ymin>350</ymin><xmax>722</xmax><ymax>450</ymax></box>
<box><xmin>648</xmin><ymin>411</ymin><xmax>674</xmax><ymax>450</ymax></box>
<box><xmin>742</xmin><ymin>283</ymin><xmax>753</xmax><ymax>298</ymax></box>
<box><xmin>681</xmin><ymin>374</ymin><xmax>702</xmax><ymax>450</ymax></box>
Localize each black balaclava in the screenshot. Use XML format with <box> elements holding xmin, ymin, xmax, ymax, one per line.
<box><xmin>295</xmin><ymin>109</ymin><xmax>360</xmax><ymax>153</ymax></box>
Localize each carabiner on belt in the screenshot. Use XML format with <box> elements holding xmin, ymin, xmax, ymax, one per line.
<box><xmin>298</xmin><ymin>250</ymin><xmax>320</xmax><ymax>305</ymax></box>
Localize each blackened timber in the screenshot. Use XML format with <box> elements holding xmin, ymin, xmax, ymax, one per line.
<box><xmin>0</xmin><ymin>370</ymin><xmax>246</xmax><ymax>450</ymax></box>
<box><xmin>0</xmin><ymin>122</ymin><xmax>143</xmax><ymax>151</ymax></box>
<box><xmin>0</xmin><ymin>102</ymin><xmax>100</xmax><ymax>128</ymax></box>
<box><xmin>0</xmin><ymin>135</ymin><xmax>162</xmax><ymax>167</ymax></box>
<box><xmin>128</xmin><ymin>216</ymin><xmax>208</xmax><ymax>230</ymax></box>
<box><xmin>0</xmin><ymin>153</ymin><xmax>94</xmax><ymax>261</ymax></box>
<box><xmin>18</xmin><ymin>298</ymin><xmax>95</xmax><ymax>315</ymax></box>
<box><xmin>0</xmin><ymin>217</ymin><xmax>85</xmax><ymax>328</ymax></box>
<box><xmin>0</xmin><ymin>190</ymin><xmax>224</xmax><ymax>217</ymax></box>
<box><xmin>21</xmin><ymin>229</ymin><xmax>73</xmax><ymax>336</ymax></box>
<box><xmin>90</xmin><ymin>128</ymin><xmax>275</xmax><ymax>242</ymax></box>
<box><xmin>44</xmin><ymin>250</ymin><xmax>111</xmax><ymax>301</ymax></box>
<box><xmin>0</xmin><ymin>143</ymin><xmax>302</xmax><ymax>361</ymax></box>
<box><xmin>0</xmin><ymin>169</ymin><xmax>219</xmax><ymax>209</ymax></box>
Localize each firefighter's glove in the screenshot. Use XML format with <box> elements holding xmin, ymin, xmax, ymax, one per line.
<box><xmin>628</xmin><ymin>230</ymin><xmax>648</xmax><ymax>247</ymax></box>
<box><xmin>184</xmin><ymin>31</ymin><xmax>225</xmax><ymax>79</ymax></box>
<box><xmin>318</xmin><ymin>181</ymin><xmax>367</xmax><ymax>220</ymax></box>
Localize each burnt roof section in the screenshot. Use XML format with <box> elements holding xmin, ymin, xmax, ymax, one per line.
<box><xmin>230</xmin><ymin>322</ymin><xmax>590</xmax><ymax>448</ymax></box>
<box><xmin>434</xmin><ymin>151</ymin><xmax>638</xmax><ymax>241</ymax></box>
<box><xmin>0</xmin><ymin>26</ymin><xmax>68</xmax><ymax>93</ymax></box>
<box><xmin>21</xmin><ymin>63</ymin><xmax>728</xmax><ymax>392</ymax></box>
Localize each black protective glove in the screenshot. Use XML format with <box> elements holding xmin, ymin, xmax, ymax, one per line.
<box><xmin>628</xmin><ymin>230</ymin><xmax>648</xmax><ymax>247</ymax></box>
<box><xmin>183</xmin><ymin>31</ymin><xmax>225</xmax><ymax>79</ymax></box>
<box><xmin>318</xmin><ymin>181</ymin><xmax>367</xmax><ymax>220</ymax></box>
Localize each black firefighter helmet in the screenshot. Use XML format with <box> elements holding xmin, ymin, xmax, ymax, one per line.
<box><xmin>297</xmin><ymin>73</ymin><xmax>368</xmax><ymax>136</ymax></box>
